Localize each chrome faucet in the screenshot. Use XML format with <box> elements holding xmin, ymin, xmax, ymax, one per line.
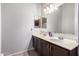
<box><xmin>58</xmin><ymin>36</ymin><xmax>63</xmax><ymax>40</ymax></box>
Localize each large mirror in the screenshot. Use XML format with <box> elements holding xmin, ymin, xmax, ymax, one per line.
<box><xmin>44</xmin><ymin>3</ymin><xmax>75</xmax><ymax>35</ymax></box>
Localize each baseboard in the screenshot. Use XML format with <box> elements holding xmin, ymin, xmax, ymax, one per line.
<box><xmin>28</xmin><ymin>48</ymin><xmax>34</xmax><ymax>51</ymax></box>
<box><xmin>7</xmin><ymin>48</ymin><xmax>34</xmax><ymax>56</ymax></box>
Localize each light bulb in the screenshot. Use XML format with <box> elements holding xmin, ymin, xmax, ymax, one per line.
<box><xmin>43</xmin><ymin>8</ymin><xmax>46</xmax><ymax>12</ymax></box>
<box><xmin>46</xmin><ymin>7</ymin><xmax>49</xmax><ymax>10</ymax></box>
<box><xmin>50</xmin><ymin>4</ymin><xmax>53</xmax><ymax>8</ymax></box>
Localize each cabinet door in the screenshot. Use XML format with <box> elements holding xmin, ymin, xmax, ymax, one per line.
<box><xmin>69</xmin><ymin>47</ymin><xmax>78</xmax><ymax>56</ymax></box>
<box><xmin>53</xmin><ymin>45</ymin><xmax>68</xmax><ymax>56</ymax></box>
<box><xmin>32</xmin><ymin>36</ymin><xmax>37</xmax><ymax>51</ymax></box>
<box><xmin>41</xmin><ymin>40</ymin><xmax>50</xmax><ymax>56</ymax></box>
<box><xmin>32</xmin><ymin>36</ymin><xmax>35</xmax><ymax>48</ymax></box>
<box><xmin>33</xmin><ymin>36</ymin><xmax>41</xmax><ymax>55</ymax></box>
<box><xmin>36</xmin><ymin>38</ymin><xmax>41</xmax><ymax>55</ymax></box>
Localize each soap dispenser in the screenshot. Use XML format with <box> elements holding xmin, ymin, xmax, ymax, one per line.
<box><xmin>48</xmin><ymin>32</ymin><xmax>52</xmax><ymax>37</ymax></box>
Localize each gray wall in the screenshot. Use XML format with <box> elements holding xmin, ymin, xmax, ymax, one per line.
<box><xmin>1</xmin><ymin>3</ymin><xmax>40</xmax><ymax>55</ymax></box>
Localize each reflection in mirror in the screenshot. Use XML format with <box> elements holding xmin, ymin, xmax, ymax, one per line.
<box><xmin>34</xmin><ymin>19</ymin><xmax>40</xmax><ymax>28</ymax></box>
<box><xmin>42</xmin><ymin>17</ymin><xmax>47</xmax><ymax>28</ymax></box>
<box><xmin>34</xmin><ymin>16</ymin><xmax>41</xmax><ymax>28</ymax></box>
<box><xmin>34</xmin><ymin>16</ymin><xmax>47</xmax><ymax>28</ymax></box>
<box><xmin>44</xmin><ymin>3</ymin><xmax>75</xmax><ymax>35</ymax></box>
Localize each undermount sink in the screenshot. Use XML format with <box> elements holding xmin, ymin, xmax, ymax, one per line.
<box><xmin>50</xmin><ymin>37</ymin><xmax>64</xmax><ymax>43</ymax></box>
<box><xmin>44</xmin><ymin>35</ymin><xmax>73</xmax><ymax>44</ymax></box>
<box><xmin>48</xmin><ymin>36</ymin><xmax>76</xmax><ymax>45</ymax></box>
<box><xmin>45</xmin><ymin>35</ymin><xmax>63</xmax><ymax>40</ymax></box>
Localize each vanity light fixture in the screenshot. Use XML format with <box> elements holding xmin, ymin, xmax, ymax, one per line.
<box><xmin>43</xmin><ymin>8</ymin><xmax>46</xmax><ymax>12</ymax></box>
<box><xmin>43</xmin><ymin>3</ymin><xmax>64</xmax><ymax>14</ymax></box>
<box><xmin>43</xmin><ymin>5</ymin><xmax>58</xmax><ymax>14</ymax></box>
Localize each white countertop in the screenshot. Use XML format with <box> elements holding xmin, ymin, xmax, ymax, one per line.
<box><xmin>33</xmin><ymin>32</ymin><xmax>78</xmax><ymax>51</ymax></box>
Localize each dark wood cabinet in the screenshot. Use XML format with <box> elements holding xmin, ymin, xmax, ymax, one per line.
<box><xmin>32</xmin><ymin>36</ymin><xmax>35</xmax><ymax>49</ymax></box>
<box><xmin>41</xmin><ymin>40</ymin><xmax>50</xmax><ymax>56</ymax></box>
<box><xmin>51</xmin><ymin>45</ymin><xmax>68</xmax><ymax>56</ymax></box>
<box><xmin>36</xmin><ymin>38</ymin><xmax>41</xmax><ymax>55</ymax></box>
<box><xmin>32</xmin><ymin>36</ymin><xmax>37</xmax><ymax>51</ymax></box>
<box><xmin>32</xmin><ymin>36</ymin><xmax>50</xmax><ymax>56</ymax></box>
<box><xmin>32</xmin><ymin>35</ymin><xmax>78</xmax><ymax>56</ymax></box>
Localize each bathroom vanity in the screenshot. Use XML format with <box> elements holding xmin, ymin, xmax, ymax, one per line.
<box><xmin>32</xmin><ymin>33</ymin><xmax>78</xmax><ymax>56</ymax></box>
<box><xmin>32</xmin><ymin>3</ymin><xmax>78</xmax><ymax>56</ymax></box>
